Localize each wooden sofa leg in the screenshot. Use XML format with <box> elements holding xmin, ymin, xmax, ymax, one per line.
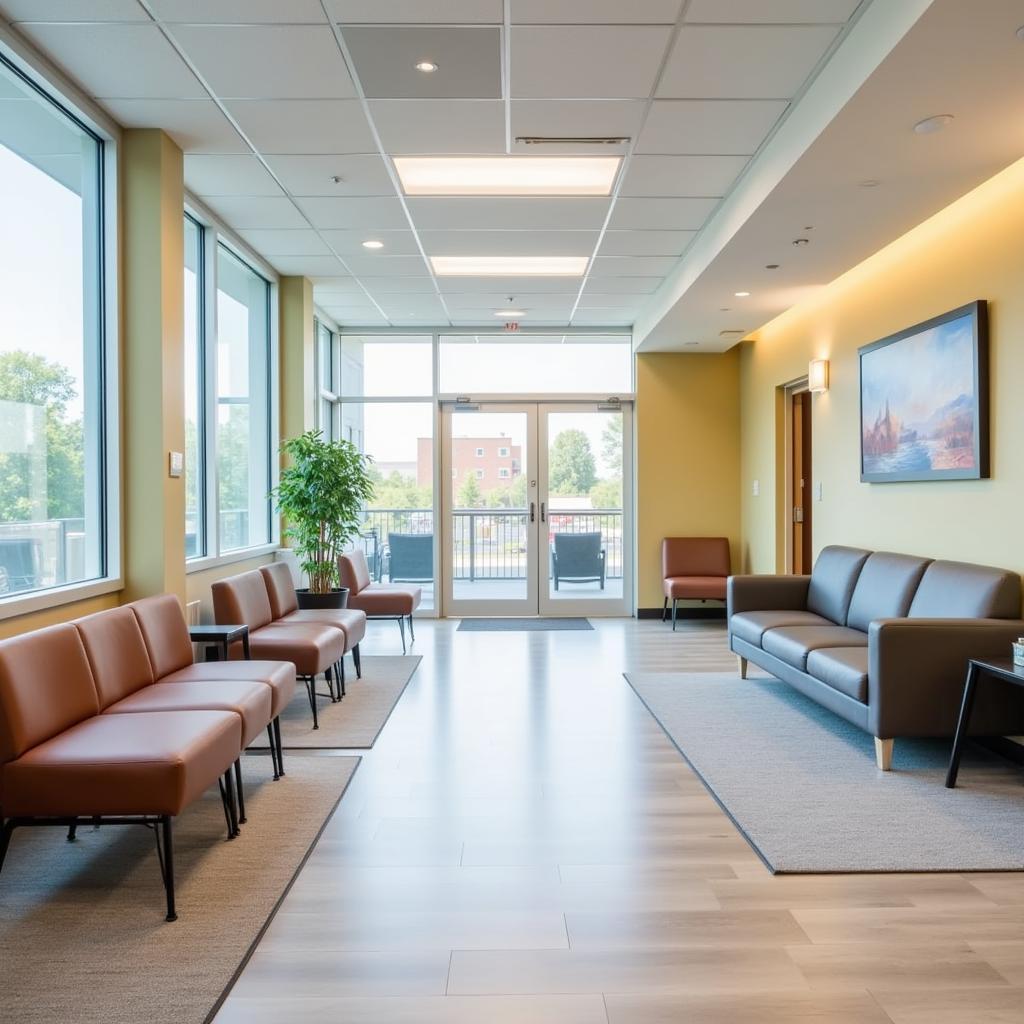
<box><xmin>736</xmin><ymin>655</ymin><xmax>748</xmax><ymax>679</ymax></box>
<box><xmin>875</xmin><ymin>737</ymin><xmax>894</xmax><ymax>771</ymax></box>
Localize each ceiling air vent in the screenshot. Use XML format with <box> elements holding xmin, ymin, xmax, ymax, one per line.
<box><xmin>719</xmin><ymin>330</ymin><xmax>747</xmax><ymax>337</ymax></box>
<box><xmin>515</xmin><ymin>136</ymin><xmax>630</xmax><ymax>146</ymax></box>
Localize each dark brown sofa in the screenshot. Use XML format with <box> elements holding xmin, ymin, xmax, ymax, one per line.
<box><xmin>728</xmin><ymin>546</ymin><xmax>1024</xmax><ymax>769</ymax></box>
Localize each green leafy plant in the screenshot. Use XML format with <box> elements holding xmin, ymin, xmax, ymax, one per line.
<box><xmin>271</xmin><ymin>430</ymin><xmax>375</xmax><ymax>594</ymax></box>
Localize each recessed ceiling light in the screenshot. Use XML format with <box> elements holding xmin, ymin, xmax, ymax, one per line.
<box><xmin>431</xmin><ymin>256</ymin><xmax>588</xmax><ymax>277</ymax></box>
<box><xmin>394</xmin><ymin>156</ymin><xmax>621</xmax><ymax>197</ymax></box>
<box><xmin>362</xmin><ymin>240</ymin><xmax>384</xmax><ymax>249</ymax></box>
<box><xmin>415</xmin><ymin>60</ymin><xmax>438</xmax><ymax>73</ymax></box>
<box><xmin>792</xmin><ymin>238</ymin><xmax>809</xmax><ymax>246</ymax></box>
<box><xmin>913</xmin><ymin>114</ymin><xmax>954</xmax><ymax>135</ymax></box>
<box><xmin>684</xmin><ymin>341</ymin><xmax>700</xmax><ymax>346</ymax></box>
<box><xmin>720</xmin><ymin>307</ymin><xmax>731</xmax><ymax>312</ymax></box>
<box><xmin>765</xmin><ymin>264</ymin><xmax>779</xmax><ymax>270</ymax></box>
<box><xmin>734</xmin><ymin>291</ymin><xmax>750</xmax><ymax>297</ymax></box>
<box><xmin>858</xmin><ymin>179</ymin><xmax>880</xmax><ymax>188</ymax></box>
<box><xmin>494</xmin><ymin>309</ymin><xmax>525</xmax><ymax>317</ymax></box>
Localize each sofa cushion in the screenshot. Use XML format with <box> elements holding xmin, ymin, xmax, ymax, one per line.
<box><xmin>130</xmin><ymin>594</ymin><xmax>194</xmax><ymax>678</ymax></box>
<box><xmin>212</xmin><ymin>571</ymin><xmax>274</xmax><ymax>630</ymax></box>
<box><xmin>806</xmin><ymin>647</ymin><xmax>869</xmax><ymax>704</ymax></box>
<box><xmin>243</xmin><ymin>624</ymin><xmax>344</xmax><ymax>676</ymax></box>
<box><xmin>161</xmin><ymin>660</ymin><xmax>297</xmax><ymax>718</ymax></box>
<box><xmin>279</xmin><ymin>608</ymin><xmax>367</xmax><ymax>650</ymax></box>
<box><xmin>846</xmin><ymin>552</ymin><xmax>932</xmax><ymax>632</ymax></box>
<box><xmin>806</xmin><ymin>546</ymin><xmax>871</xmax><ymax>625</ymax></box>
<box><xmin>730</xmin><ymin>609</ymin><xmax>832</xmax><ymax>647</ymax></box>
<box><xmin>908</xmin><ymin>559</ymin><xmax>1022</xmax><ymax>619</ymax></box>
<box><xmin>662</xmin><ymin>537</ymin><xmax>730</xmax><ymax>579</ymax></box>
<box><xmin>665</xmin><ymin>576</ymin><xmax>727</xmax><ymax>600</ymax></box>
<box><xmin>74</xmin><ymin>607</ymin><xmax>155</xmax><ymax>709</ymax></box>
<box><xmin>260</xmin><ymin>562</ymin><xmax>300</xmax><ymax>618</ymax></box>
<box><xmin>348</xmin><ymin>584</ymin><xmax>422</xmax><ymax>616</ymax></box>
<box><xmin>761</xmin><ymin>624</ymin><xmax>868</xmax><ymax>671</ymax></box>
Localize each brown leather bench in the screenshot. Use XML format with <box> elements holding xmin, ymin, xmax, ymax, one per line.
<box><xmin>339</xmin><ymin>549</ymin><xmax>421</xmax><ymax>653</ymax></box>
<box><xmin>662</xmin><ymin>537</ymin><xmax>731</xmax><ymax>630</ymax></box>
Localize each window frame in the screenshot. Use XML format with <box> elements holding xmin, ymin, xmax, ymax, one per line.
<box><xmin>183</xmin><ymin>213</ymin><xmax>207</xmax><ymax>560</ymax></box>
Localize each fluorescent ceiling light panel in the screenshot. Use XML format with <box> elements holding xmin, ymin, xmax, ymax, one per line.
<box><xmin>431</xmin><ymin>256</ymin><xmax>588</xmax><ymax>277</ymax></box>
<box><xmin>394</xmin><ymin>156</ymin><xmax>620</xmax><ymax>196</ymax></box>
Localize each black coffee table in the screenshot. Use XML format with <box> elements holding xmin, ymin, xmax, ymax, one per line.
<box><xmin>946</xmin><ymin>655</ymin><xmax>1024</xmax><ymax>787</ymax></box>
<box><xmin>188</xmin><ymin>623</ymin><xmax>250</xmax><ymax>663</ymax></box>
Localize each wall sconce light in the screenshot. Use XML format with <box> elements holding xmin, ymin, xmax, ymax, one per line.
<box><xmin>808</xmin><ymin>358</ymin><xmax>830</xmax><ymax>394</ymax></box>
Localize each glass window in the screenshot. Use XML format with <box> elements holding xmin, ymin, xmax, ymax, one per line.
<box><xmin>216</xmin><ymin>245</ymin><xmax>271</xmax><ymax>552</ymax></box>
<box><xmin>0</xmin><ymin>56</ymin><xmax>106</xmax><ymax>597</ymax></box>
<box><xmin>316</xmin><ymin>318</ymin><xmax>336</xmax><ymax>440</ymax></box>
<box><xmin>183</xmin><ymin>215</ymin><xmax>204</xmax><ymax>558</ymax></box>
<box><xmin>340</xmin><ymin>335</ymin><xmax>432</xmax><ymax>397</ymax></box>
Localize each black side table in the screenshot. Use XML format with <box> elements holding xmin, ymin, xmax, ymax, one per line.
<box><xmin>189</xmin><ymin>624</ymin><xmax>250</xmax><ymax>663</ymax></box>
<box><xmin>946</xmin><ymin>656</ymin><xmax>1024</xmax><ymax>787</ymax></box>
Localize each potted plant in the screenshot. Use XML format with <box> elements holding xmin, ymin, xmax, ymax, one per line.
<box><xmin>272</xmin><ymin>430</ymin><xmax>375</xmax><ymax>609</ymax></box>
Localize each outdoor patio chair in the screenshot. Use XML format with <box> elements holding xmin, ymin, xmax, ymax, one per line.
<box><xmin>385</xmin><ymin>533</ymin><xmax>434</xmax><ymax>584</ymax></box>
<box><xmin>551</xmin><ymin>532</ymin><xmax>605</xmax><ymax>591</ymax></box>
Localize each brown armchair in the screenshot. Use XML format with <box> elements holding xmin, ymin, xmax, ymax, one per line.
<box><xmin>338</xmin><ymin>549</ymin><xmax>421</xmax><ymax>654</ymax></box>
<box><xmin>662</xmin><ymin>537</ymin><xmax>731</xmax><ymax>630</ymax></box>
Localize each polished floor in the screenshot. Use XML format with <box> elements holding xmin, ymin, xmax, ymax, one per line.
<box><xmin>215</xmin><ymin>619</ymin><xmax>1024</xmax><ymax>1024</ymax></box>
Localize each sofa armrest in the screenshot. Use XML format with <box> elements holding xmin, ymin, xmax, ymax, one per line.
<box><xmin>727</xmin><ymin>574</ymin><xmax>810</xmax><ymax>617</ymax></box>
<box><xmin>868</xmin><ymin>617</ymin><xmax>1024</xmax><ymax>738</ymax></box>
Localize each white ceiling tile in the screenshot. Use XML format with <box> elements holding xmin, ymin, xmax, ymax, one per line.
<box><xmin>202</xmin><ymin>196</ymin><xmax>310</xmax><ymax>229</ymax></box>
<box><xmin>359</xmin><ymin>277</ymin><xmax>440</xmax><ymax>294</ymax></box>
<box><xmin>590</xmin><ymin>256</ymin><xmax>678</xmax><ymax>277</ymax></box>
<box><xmin>170</xmin><ymin>26</ymin><xmax>355</xmax><ymax>99</ymax></box>
<box><xmin>184</xmin><ymin>154</ymin><xmax>283</xmax><ymax>196</ymax></box>
<box><xmin>318</xmin><ymin>229</ymin><xmax>422</xmax><ymax>255</ymax></box>
<box><xmin>101</xmin><ymin>99</ymin><xmax>248</xmax><ymax>153</ymax></box>
<box><xmin>312</xmin><ymin>277</ymin><xmax>367</xmax><ymax>296</ymax></box>
<box><xmin>369</xmin><ymin>100</ymin><xmax>505</xmax><ymax>155</ymax></box>
<box><xmin>270</xmin><ymin>255</ymin><xmax>348</xmax><ymax>276</ymax></box>
<box><xmin>442</xmin><ymin>292</ymin><xmax>579</xmax><ymax>308</ymax></box>
<box><xmin>340</xmin><ymin>255</ymin><xmax>431</xmax><ymax>277</ymax></box>
<box><xmin>0</xmin><ymin>0</ymin><xmax>147</xmax><ymax>21</ymax></box>
<box><xmin>296</xmin><ymin>196</ymin><xmax>409</xmax><ymax>229</ymax></box>
<box><xmin>14</xmin><ymin>24</ymin><xmax>205</xmax><ymax>99</ymax></box>
<box><xmin>151</xmin><ymin>0</ymin><xmax>329</xmax><ymax>22</ymax></box>
<box><xmin>572</xmin><ymin>310</ymin><xmax>636</xmax><ymax>325</ymax></box>
<box><xmin>321</xmin><ymin>307</ymin><xmax>389</xmax><ymax>324</ymax></box>
<box><xmin>582</xmin><ymin>277</ymin><xmax>662</xmax><ymax>293</ymax></box>
<box><xmin>511</xmin><ymin>26</ymin><xmax>672</xmax><ymax>99</ymax></box>
<box><xmin>685</xmin><ymin>0</ymin><xmax>860</xmax><ymax>24</ymax></box>
<box><xmin>435</xmin><ymin>277</ymin><xmax>579</xmax><ymax>294</ymax></box>
<box><xmin>576</xmin><ymin>294</ymin><xmax>643</xmax><ymax>308</ymax></box>
<box><xmin>327</xmin><ymin>0</ymin><xmax>503</xmax><ymax>23</ymax></box>
<box><xmin>225</xmin><ymin>99</ymin><xmax>375</xmax><ymax>154</ymax></box>
<box><xmin>658</xmin><ymin>25</ymin><xmax>840</xmax><ymax>99</ymax></box>
<box><xmin>407</xmin><ymin>197</ymin><xmax>610</xmax><ymax>231</ymax></box>
<box><xmin>419</xmin><ymin>230</ymin><xmax>598</xmax><ymax>256</ymax></box>
<box><xmin>510</xmin><ymin>100</ymin><xmax>645</xmax><ymax>153</ymax></box>
<box><xmin>598</xmin><ymin>230</ymin><xmax>694</xmax><ymax>256</ymax></box>
<box><xmin>378</xmin><ymin>299</ymin><xmax>447</xmax><ymax>319</ymax></box>
<box><xmin>511</xmin><ymin>0</ymin><xmax>682</xmax><ymax>24</ymax></box>
<box><xmin>264</xmin><ymin>155</ymin><xmax>394</xmax><ymax>197</ymax></box>
<box><xmin>620</xmin><ymin>155</ymin><xmax>748</xmax><ymax>197</ymax></box>
<box><xmin>608</xmin><ymin>196</ymin><xmax>718</xmax><ymax>230</ymax></box>
<box><xmin>236</xmin><ymin>229</ymin><xmax>331</xmax><ymax>256</ymax></box>
<box><xmin>637</xmin><ymin>99</ymin><xmax>788</xmax><ymax>154</ymax></box>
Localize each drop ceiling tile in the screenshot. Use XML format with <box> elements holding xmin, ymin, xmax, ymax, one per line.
<box><xmin>684</xmin><ymin>0</ymin><xmax>859</xmax><ymax>23</ymax></box>
<box><xmin>264</xmin><ymin>155</ymin><xmax>393</xmax><ymax>197</ymax></box>
<box><xmin>407</xmin><ymin>197</ymin><xmax>610</xmax><ymax>231</ymax></box>
<box><xmin>202</xmin><ymin>196</ymin><xmax>310</xmax><ymax>229</ymax></box>
<box><xmin>379</xmin><ymin>298</ymin><xmax>447</xmax><ymax>318</ymax></box>
<box><xmin>340</xmin><ymin>255</ymin><xmax>431</xmax><ymax>277</ymax></box>
<box><xmin>511</xmin><ymin>26</ymin><xmax>672</xmax><ymax>99</ymax></box>
<box><xmin>590</xmin><ymin>256</ymin><xmax>678</xmax><ymax>277</ymax></box>
<box><xmin>343</xmin><ymin>27</ymin><xmax>501</xmax><ymax>99</ymax></box>
<box><xmin>101</xmin><ymin>99</ymin><xmax>248</xmax><ymax>153</ymax></box>
<box><xmin>170</xmin><ymin>26</ymin><xmax>355</xmax><ymax>99</ymax></box>
<box><xmin>620</xmin><ymin>155</ymin><xmax>748</xmax><ymax>197</ymax></box>
<box><xmin>571</xmin><ymin>310</ymin><xmax>636</xmax><ymax>325</ymax></box>
<box><xmin>296</xmin><ymin>196</ymin><xmax>409</xmax><ymax>230</ymax></box>
<box><xmin>598</xmin><ymin>230</ymin><xmax>694</xmax><ymax>256</ymax></box>
<box><xmin>442</xmin><ymin>292</ymin><xmax>579</xmax><ymax>308</ymax></box>
<box><xmin>435</xmin><ymin>276</ymin><xmax>578</xmax><ymax>294</ymax></box>
<box><xmin>0</xmin><ymin>0</ymin><xmax>147</xmax><ymax>21</ymax></box>
<box><xmin>185</xmin><ymin>155</ymin><xmax>283</xmax><ymax>196</ymax></box>
<box><xmin>312</xmin><ymin>277</ymin><xmax>367</xmax><ymax>296</ymax></box>
<box><xmin>15</xmin><ymin>24</ymin><xmax>205</xmax><ymax>99</ymax></box>
<box><xmin>608</xmin><ymin>196</ymin><xmax>718</xmax><ymax>230</ymax></box>
<box><xmin>270</xmin><ymin>255</ymin><xmax>347</xmax><ymax>277</ymax></box>
<box><xmin>321</xmin><ymin>307</ymin><xmax>389</xmax><ymax>324</ymax></box>
<box><xmin>511</xmin><ymin>0</ymin><xmax>682</xmax><ymax>23</ymax></box>
<box><xmin>419</xmin><ymin>230</ymin><xmax>599</xmax><ymax>256</ymax></box>
<box><xmin>225</xmin><ymin>99</ymin><xmax>375</xmax><ymax>154</ymax></box>
<box><xmin>369</xmin><ymin>100</ymin><xmax>505</xmax><ymax>155</ymax></box>
<box><xmin>359</xmin><ymin>277</ymin><xmax>440</xmax><ymax>294</ymax></box>
<box><xmin>582</xmin><ymin>277</ymin><xmax>662</xmax><ymax>294</ymax></box>
<box><xmin>318</xmin><ymin>229</ymin><xmax>421</xmax><ymax>255</ymax></box>
<box><xmin>576</xmin><ymin>294</ymin><xmax>643</xmax><ymax>309</ymax></box>
<box><xmin>658</xmin><ymin>25</ymin><xmax>839</xmax><ymax>99</ymax></box>
<box><xmin>236</xmin><ymin>229</ymin><xmax>331</xmax><ymax>256</ymax></box>
<box><xmin>510</xmin><ymin>100</ymin><xmax>645</xmax><ymax>153</ymax></box>
<box><xmin>637</xmin><ymin>99</ymin><xmax>787</xmax><ymax>154</ymax></box>
<box><xmin>150</xmin><ymin>0</ymin><xmax>329</xmax><ymax>22</ymax></box>
<box><xmin>327</xmin><ymin>0</ymin><xmax>503</xmax><ymax>23</ymax></box>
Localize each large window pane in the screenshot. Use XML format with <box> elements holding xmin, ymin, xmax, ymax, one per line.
<box><xmin>340</xmin><ymin>335</ymin><xmax>432</xmax><ymax>397</ymax></box>
<box><xmin>184</xmin><ymin>215</ymin><xmax>204</xmax><ymax>558</ymax></box>
<box><xmin>216</xmin><ymin>245</ymin><xmax>270</xmax><ymax>551</ymax></box>
<box><xmin>0</xmin><ymin>57</ymin><xmax>104</xmax><ymax>596</ymax></box>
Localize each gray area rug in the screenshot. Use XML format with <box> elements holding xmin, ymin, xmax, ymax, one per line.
<box><xmin>250</xmin><ymin>655</ymin><xmax>420</xmax><ymax>750</ymax></box>
<box><xmin>458</xmin><ymin>617</ymin><xmax>593</xmax><ymax>631</ymax></box>
<box><xmin>625</xmin><ymin>671</ymin><xmax>1024</xmax><ymax>873</ymax></box>
<box><xmin>0</xmin><ymin>754</ymin><xmax>359</xmax><ymax>1024</ymax></box>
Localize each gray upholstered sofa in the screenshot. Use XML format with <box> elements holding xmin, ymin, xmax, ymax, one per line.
<box><xmin>728</xmin><ymin>546</ymin><xmax>1024</xmax><ymax>769</ymax></box>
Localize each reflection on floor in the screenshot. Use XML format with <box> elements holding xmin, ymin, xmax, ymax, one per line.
<box><xmin>215</xmin><ymin>619</ymin><xmax>1024</xmax><ymax>1024</ymax></box>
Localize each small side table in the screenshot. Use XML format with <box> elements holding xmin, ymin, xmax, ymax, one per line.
<box><xmin>946</xmin><ymin>656</ymin><xmax>1024</xmax><ymax>787</ymax></box>
<box><xmin>189</xmin><ymin>624</ymin><xmax>250</xmax><ymax>664</ymax></box>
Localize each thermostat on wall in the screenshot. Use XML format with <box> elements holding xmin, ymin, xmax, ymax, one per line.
<box><xmin>168</xmin><ymin>451</ymin><xmax>184</xmax><ymax>478</ymax></box>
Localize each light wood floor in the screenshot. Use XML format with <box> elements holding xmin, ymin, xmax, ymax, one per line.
<box><xmin>214</xmin><ymin>619</ymin><xmax>1024</xmax><ymax>1024</ymax></box>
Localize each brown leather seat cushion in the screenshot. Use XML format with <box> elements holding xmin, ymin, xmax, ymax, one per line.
<box><xmin>664</xmin><ymin>576</ymin><xmax>727</xmax><ymax>600</ymax></box>
<box><xmin>104</xmin><ymin>680</ymin><xmax>272</xmax><ymax>746</ymax></box>
<box><xmin>129</xmin><ymin>594</ymin><xmax>195</xmax><ymax>678</ymax></box>
<box><xmin>729</xmin><ymin>609</ymin><xmax>832</xmax><ymax>647</ymax></box>
<box><xmin>160</xmin><ymin>660</ymin><xmax>296</xmax><ymax>718</ymax></box>
<box><xmin>2</xmin><ymin>710</ymin><xmax>240</xmax><ymax>817</ymax></box>
<box><xmin>73</xmin><ymin>607</ymin><xmax>156</xmax><ymax>708</ymax></box>
<box><xmin>348</xmin><ymin>584</ymin><xmax>421</xmax><ymax>616</ymax></box>
<box><xmin>806</xmin><ymin>647</ymin><xmax>869</xmax><ymax>704</ymax></box>
<box><xmin>761</xmin><ymin>624</ymin><xmax>868</xmax><ymax>671</ymax></box>
<box><xmin>278</xmin><ymin>608</ymin><xmax>367</xmax><ymax>650</ymax></box>
<box><xmin>242</xmin><ymin>624</ymin><xmax>344</xmax><ymax>676</ymax></box>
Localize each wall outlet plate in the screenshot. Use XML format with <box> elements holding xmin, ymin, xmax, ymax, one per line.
<box><xmin>168</xmin><ymin>450</ymin><xmax>184</xmax><ymax>478</ymax></box>
<box><xmin>752</xmin><ymin>479</ymin><xmax>760</xmax><ymax>497</ymax></box>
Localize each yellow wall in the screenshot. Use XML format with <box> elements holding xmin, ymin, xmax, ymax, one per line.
<box><xmin>636</xmin><ymin>350</ymin><xmax>741</xmax><ymax>609</ymax></box>
<box><xmin>741</xmin><ymin>154</ymin><xmax>1024</xmax><ymax>575</ymax></box>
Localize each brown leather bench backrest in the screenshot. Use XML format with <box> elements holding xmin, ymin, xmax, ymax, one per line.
<box><xmin>0</xmin><ymin>623</ymin><xmax>100</xmax><ymax>763</ymax></box>
<box><xmin>129</xmin><ymin>594</ymin><xmax>195</xmax><ymax>678</ymax></box>
<box><xmin>212</xmin><ymin>570</ymin><xmax>274</xmax><ymax>629</ymax></box>
<box><xmin>338</xmin><ymin>550</ymin><xmax>371</xmax><ymax>595</ymax></box>
<box><xmin>662</xmin><ymin>537</ymin><xmax>730</xmax><ymax>579</ymax></box>
<box><xmin>74</xmin><ymin>607</ymin><xmax>156</xmax><ymax>709</ymax></box>
<box><xmin>260</xmin><ymin>562</ymin><xmax>299</xmax><ymax>619</ymax></box>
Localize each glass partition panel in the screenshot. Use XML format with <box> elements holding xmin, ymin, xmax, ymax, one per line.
<box><xmin>340</xmin><ymin>335</ymin><xmax>433</xmax><ymax>398</ymax></box>
<box><xmin>184</xmin><ymin>215</ymin><xmax>204</xmax><ymax>558</ymax></box>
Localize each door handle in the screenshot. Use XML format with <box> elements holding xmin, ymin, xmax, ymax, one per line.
<box><xmin>793</xmin><ymin>506</ymin><xmax>804</xmax><ymax>524</ymax></box>
<box><xmin>540</xmin><ymin>502</ymin><xmax>546</xmax><ymax>523</ymax></box>
<box><xmin>530</xmin><ymin>502</ymin><xmax>536</xmax><ymax>522</ymax></box>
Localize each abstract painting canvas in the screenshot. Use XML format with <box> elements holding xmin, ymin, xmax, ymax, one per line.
<box><xmin>859</xmin><ymin>301</ymin><xmax>989</xmax><ymax>482</ymax></box>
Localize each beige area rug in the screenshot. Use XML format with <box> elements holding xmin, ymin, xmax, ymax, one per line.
<box><xmin>251</xmin><ymin>654</ymin><xmax>421</xmax><ymax>749</ymax></box>
<box><xmin>0</xmin><ymin>754</ymin><xmax>359</xmax><ymax>1024</ymax></box>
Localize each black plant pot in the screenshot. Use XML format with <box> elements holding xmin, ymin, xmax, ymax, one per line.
<box><xmin>296</xmin><ymin>587</ymin><xmax>350</xmax><ymax>610</ymax></box>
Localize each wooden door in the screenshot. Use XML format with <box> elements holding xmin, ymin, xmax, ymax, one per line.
<box><xmin>791</xmin><ymin>391</ymin><xmax>813</xmax><ymax>573</ymax></box>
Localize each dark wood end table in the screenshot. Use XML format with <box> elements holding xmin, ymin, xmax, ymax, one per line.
<box><xmin>946</xmin><ymin>655</ymin><xmax>1024</xmax><ymax>787</ymax></box>
<box><xmin>188</xmin><ymin>624</ymin><xmax>250</xmax><ymax>663</ymax></box>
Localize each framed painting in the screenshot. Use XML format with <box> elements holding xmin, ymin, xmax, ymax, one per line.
<box><xmin>859</xmin><ymin>300</ymin><xmax>989</xmax><ymax>483</ymax></box>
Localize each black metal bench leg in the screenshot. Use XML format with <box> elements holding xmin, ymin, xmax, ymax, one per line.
<box><xmin>408</xmin><ymin>615</ymin><xmax>415</xmax><ymax>642</ymax></box>
<box><xmin>338</xmin><ymin>657</ymin><xmax>346</xmax><ymax>698</ymax></box>
<box><xmin>233</xmin><ymin>759</ymin><xmax>247</xmax><ymax>825</ymax></box>
<box><xmin>274</xmin><ymin>717</ymin><xmax>286</xmax><ymax>776</ymax></box>
<box><xmin>218</xmin><ymin>771</ymin><xmax>239</xmax><ymax>839</ymax></box>
<box><xmin>305</xmin><ymin>675</ymin><xmax>320</xmax><ymax>729</ymax></box>
<box><xmin>946</xmin><ymin>663</ymin><xmax>980</xmax><ymax>788</ymax></box>
<box><xmin>398</xmin><ymin>616</ymin><xmax>406</xmax><ymax>654</ymax></box>
<box><xmin>267</xmin><ymin>723</ymin><xmax>280</xmax><ymax>780</ymax></box>
<box><xmin>0</xmin><ymin>819</ymin><xmax>15</xmax><ymax>875</ymax></box>
<box><xmin>66</xmin><ymin>821</ymin><xmax>78</xmax><ymax>842</ymax></box>
<box><xmin>160</xmin><ymin>816</ymin><xmax>177</xmax><ymax>922</ymax></box>
<box><xmin>661</xmin><ymin>597</ymin><xmax>668</xmax><ymax>622</ymax></box>
<box><xmin>671</xmin><ymin>599</ymin><xmax>678</xmax><ymax>631</ymax></box>
<box><xmin>352</xmin><ymin>643</ymin><xmax>362</xmax><ymax>679</ymax></box>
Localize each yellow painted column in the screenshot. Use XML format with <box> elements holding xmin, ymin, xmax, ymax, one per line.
<box><xmin>279</xmin><ymin>275</ymin><xmax>315</xmax><ymax>444</ymax></box>
<box><xmin>121</xmin><ymin>129</ymin><xmax>186</xmax><ymax>603</ymax></box>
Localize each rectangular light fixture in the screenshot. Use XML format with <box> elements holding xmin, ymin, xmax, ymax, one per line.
<box><xmin>808</xmin><ymin>358</ymin><xmax>830</xmax><ymax>393</ymax></box>
<box><xmin>394</xmin><ymin>156</ymin><xmax>621</xmax><ymax>196</ymax></box>
<box><xmin>430</xmin><ymin>256</ymin><xmax>588</xmax><ymax>277</ymax></box>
